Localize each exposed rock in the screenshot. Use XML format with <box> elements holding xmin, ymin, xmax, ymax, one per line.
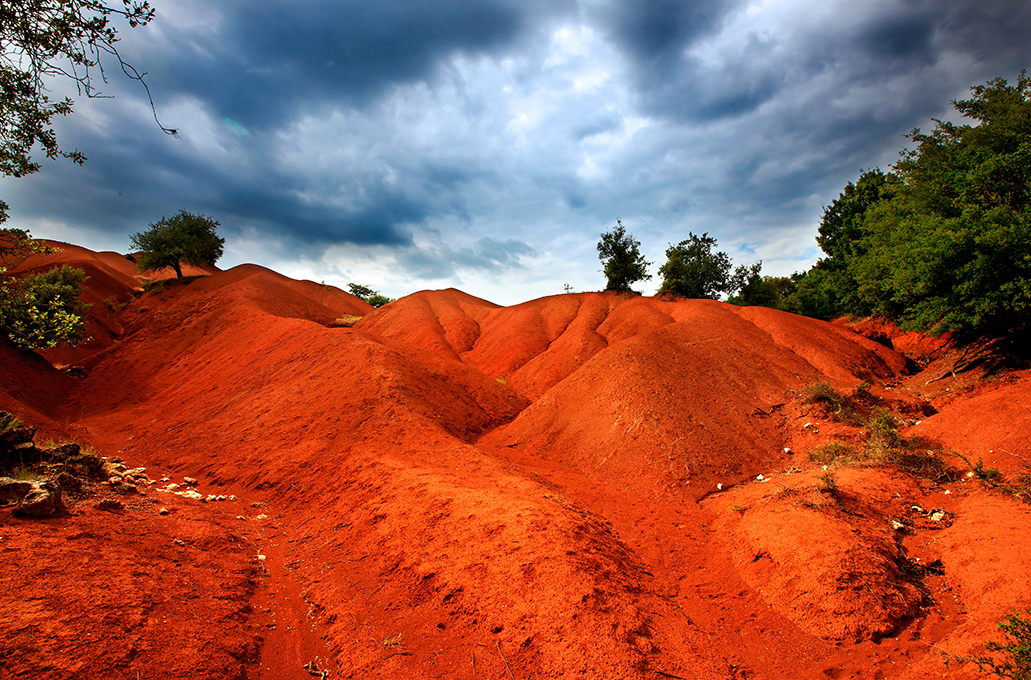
<box><xmin>14</xmin><ymin>480</ymin><xmax>66</xmax><ymax>518</ymax></box>
<box><xmin>0</xmin><ymin>424</ymin><xmax>36</xmax><ymax>450</ymax></box>
<box><xmin>0</xmin><ymin>477</ymin><xmax>35</xmax><ymax>506</ymax></box>
<box><xmin>96</xmin><ymin>498</ymin><xmax>124</xmax><ymax>512</ymax></box>
<box><xmin>55</xmin><ymin>472</ymin><xmax>84</xmax><ymax>494</ymax></box>
<box><xmin>183</xmin><ymin>477</ymin><xmax>198</xmax><ymax>486</ymax></box>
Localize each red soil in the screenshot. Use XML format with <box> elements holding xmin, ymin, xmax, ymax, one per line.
<box><xmin>2</xmin><ymin>244</ymin><xmax>1029</xmax><ymax>679</ymax></box>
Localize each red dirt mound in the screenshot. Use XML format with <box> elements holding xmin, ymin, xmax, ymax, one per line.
<box><xmin>2</xmin><ymin>242</ymin><xmax>1029</xmax><ymax>680</ymax></box>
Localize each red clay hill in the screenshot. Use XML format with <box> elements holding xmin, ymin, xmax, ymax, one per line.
<box><xmin>2</xmin><ymin>243</ymin><xmax>1030</xmax><ymax>679</ymax></box>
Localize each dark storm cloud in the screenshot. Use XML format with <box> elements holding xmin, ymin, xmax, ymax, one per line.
<box><xmin>596</xmin><ymin>0</ymin><xmax>744</xmax><ymax>68</ymax></box>
<box><xmin>157</xmin><ymin>0</ymin><xmax>575</xmax><ymax>130</ymax></box>
<box><xmin>6</xmin><ymin>0</ymin><xmax>1031</xmax><ymax>302</ymax></box>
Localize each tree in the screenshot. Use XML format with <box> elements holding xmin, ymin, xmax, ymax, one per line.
<box><xmin>784</xmin><ymin>72</ymin><xmax>1031</xmax><ymax>337</ymax></box>
<box><xmin>657</xmin><ymin>232</ymin><xmax>732</xmax><ymax>299</ymax></box>
<box><xmin>728</xmin><ymin>261</ymin><xmax>782</xmax><ymax>308</ymax></box>
<box><xmin>130</xmin><ymin>211</ymin><xmax>225</xmax><ymax>279</ymax></box>
<box><xmin>0</xmin><ymin>264</ymin><xmax>88</xmax><ymax>350</ymax></box>
<box><xmin>347</xmin><ymin>283</ymin><xmax>394</xmax><ymax>308</ymax></box>
<box><xmin>597</xmin><ymin>220</ymin><xmax>652</xmax><ymax>292</ymax></box>
<box><xmin>1</xmin><ymin>0</ymin><xmax>174</xmax><ymax>181</ymax></box>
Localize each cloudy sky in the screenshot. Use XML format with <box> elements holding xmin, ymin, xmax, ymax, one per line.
<box><xmin>4</xmin><ymin>0</ymin><xmax>1029</xmax><ymax>304</ymax></box>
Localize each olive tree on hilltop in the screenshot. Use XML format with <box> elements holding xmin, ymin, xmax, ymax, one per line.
<box><xmin>657</xmin><ymin>232</ymin><xmax>732</xmax><ymax>299</ymax></box>
<box><xmin>597</xmin><ymin>220</ymin><xmax>652</xmax><ymax>292</ymax></box>
<box><xmin>130</xmin><ymin>211</ymin><xmax>224</xmax><ymax>279</ymax></box>
<box><xmin>347</xmin><ymin>283</ymin><xmax>394</xmax><ymax>308</ymax></box>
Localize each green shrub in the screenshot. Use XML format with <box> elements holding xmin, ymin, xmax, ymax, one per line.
<box><xmin>952</xmin><ymin>609</ymin><xmax>1031</xmax><ymax>679</ymax></box>
<box><xmin>0</xmin><ymin>265</ymin><xmax>89</xmax><ymax>350</ymax></box>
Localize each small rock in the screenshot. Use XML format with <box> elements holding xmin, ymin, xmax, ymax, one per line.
<box><xmin>205</xmin><ymin>494</ymin><xmax>216</xmax><ymax>502</ymax></box>
<box><xmin>784</xmin><ymin>447</ymin><xmax>793</xmax><ymax>455</ymax></box>
<box><xmin>181</xmin><ymin>490</ymin><xmax>203</xmax><ymax>500</ymax></box>
<box><xmin>716</xmin><ymin>483</ymin><xmax>723</xmax><ymax>491</ymax></box>
<box><xmin>183</xmin><ymin>477</ymin><xmax>198</xmax><ymax>486</ymax></box>
<box><xmin>158</xmin><ymin>507</ymin><xmax>169</xmax><ymax>515</ymax></box>
<box><xmin>0</xmin><ymin>477</ymin><xmax>35</xmax><ymax>506</ymax></box>
<box><xmin>14</xmin><ymin>481</ymin><xmax>66</xmax><ymax>517</ymax></box>
<box><xmin>891</xmin><ymin>520</ymin><xmax>906</xmax><ymax>531</ymax></box>
<box><xmin>228</xmin><ymin>495</ymin><xmax>237</xmax><ymax>502</ymax></box>
<box><xmin>96</xmin><ymin>498</ymin><xmax>123</xmax><ymax>512</ymax></box>
<box><xmin>236</xmin><ymin>515</ymin><xmax>246</xmax><ymax>520</ymax></box>
<box><xmin>756</xmin><ymin>474</ymin><xmax>765</xmax><ymax>481</ymax></box>
<box><xmin>929</xmin><ymin>510</ymin><xmax>946</xmax><ymax>522</ymax></box>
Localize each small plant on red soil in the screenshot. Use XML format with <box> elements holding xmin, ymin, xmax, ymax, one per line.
<box><xmin>800</xmin><ymin>381</ymin><xmax>864</xmax><ymax>425</ymax></box>
<box><xmin>1015</xmin><ymin>465</ymin><xmax>1031</xmax><ymax>504</ymax></box>
<box><xmin>948</xmin><ymin>608</ymin><xmax>1031</xmax><ymax>679</ymax></box>
<box><xmin>816</xmin><ymin>471</ymin><xmax>839</xmax><ymax>497</ymax></box>
<box><xmin>808</xmin><ymin>440</ymin><xmax>857</xmax><ymax>464</ymax></box>
<box><xmin>955</xmin><ymin>452</ymin><xmax>1008</xmax><ymax>489</ymax></box>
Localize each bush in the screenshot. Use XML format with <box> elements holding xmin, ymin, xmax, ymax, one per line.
<box><xmin>0</xmin><ymin>265</ymin><xmax>89</xmax><ymax>350</ymax></box>
<box><xmin>952</xmin><ymin>609</ymin><xmax>1031</xmax><ymax>679</ymax></box>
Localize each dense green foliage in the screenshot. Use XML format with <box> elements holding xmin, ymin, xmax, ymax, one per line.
<box><xmin>130</xmin><ymin>211</ymin><xmax>225</xmax><ymax>279</ymax></box>
<box><xmin>347</xmin><ymin>283</ymin><xmax>394</xmax><ymax>308</ymax></box>
<box><xmin>597</xmin><ymin>221</ymin><xmax>652</xmax><ymax>292</ymax></box>
<box><xmin>657</xmin><ymin>232</ymin><xmax>732</xmax><ymax>299</ymax></box>
<box><xmin>0</xmin><ymin>263</ymin><xmax>88</xmax><ymax>350</ymax></box>
<box><xmin>786</xmin><ymin>72</ymin><xmax>1031</xmax><ymax>336</ymax></box>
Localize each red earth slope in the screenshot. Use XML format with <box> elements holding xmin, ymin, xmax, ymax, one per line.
<box><xmin>1</xmin><ymin>243</ymin><xmax>1029</xmax><ymax>679</ymax></box>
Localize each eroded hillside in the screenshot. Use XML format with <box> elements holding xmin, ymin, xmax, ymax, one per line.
<box><xmin>2</xmin><ymin>244</ymin><xmax>1029</xmax><ymax>679</ymax></box>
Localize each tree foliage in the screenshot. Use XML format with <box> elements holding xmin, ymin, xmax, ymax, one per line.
<box><xmin>347</xmin><ymin>282</ymin><xmax>394</xmax><ymax>308</ymax></box>
<box><xmin>657</xmin><ymin>232</ymin><xmax>732</xmax><ymax>299</ymax></box>
<box><xmin>130</xmin><ymin>211</ymin><xmax>225</xmax><ymax>279</ymax></box>
<box><xmin>1</xmin><ymin>0</ymin><xmax>173</xmax><ymax>180</ymax></box>
<box><xmin>0</xmin><ymin>263</ymin><xmax>88</xmax><ymax>350</ymax></box>
<box><xmin>597</xmin><ymin>220</ymin><xmax>652</xmax><ymax>292</ymax></box>
<box><xmin>727</xmin><ymin>261</ymin><xmax>786</xmax><ymax>308</ymax></box>
<box><xmin>784</xmin><ymin>72</ymin><xmax>1031</xmax><ymax>337</ymax></box>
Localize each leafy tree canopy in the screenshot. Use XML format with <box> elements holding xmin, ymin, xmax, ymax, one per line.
<box><xmin>727</xmin><ymin>261</ymin><xmax>785</xmax><ymax>308</ymax></box>
<box><xmin>597</xmin><ymin>220</ymin><xmax>652</xmax><ymax>292</ymax></box>
<box><xmin>0</xmin><ymin>263</ymin><xmax>88</xmax><ymax>350</ymax></box>
<box><xmin>657</xmin><ymin>232</ymin><xmax>732</xmax><ymax>299</ymax></box>
<box><xmin>784</xmin><ymin>71</ymin><xmax>1031</xmax><ymax>338</ymax></box>
<box><xmin>130</xmin><ymin>210</ymin><xmax>224</xmax><ymax>279</ymax></box>
<box><xmin>347</xmin><ymin>282</ymin><xmax>394</xmax><ymax>308</ymax></box>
